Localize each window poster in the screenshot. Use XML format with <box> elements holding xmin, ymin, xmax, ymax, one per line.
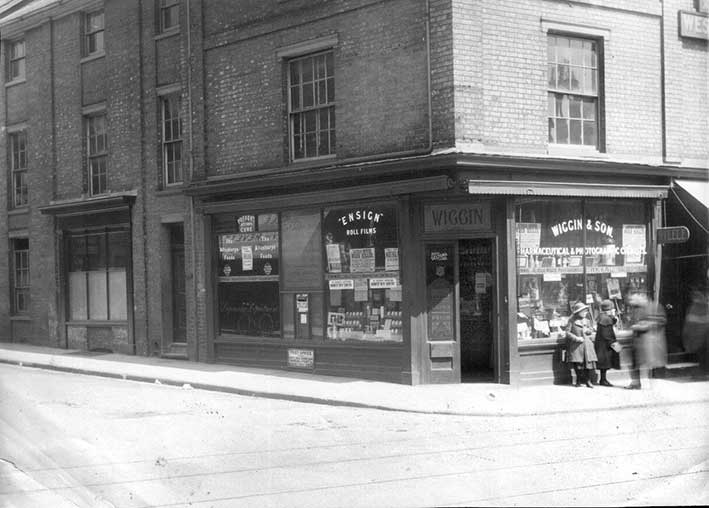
<box><xmin>350</xmin><ymin>247</ymin><xmax>376</xmax><ymax>272</ymax></box>
<box><xmin>385</xmin><ymin>248</ymin><xmax>399</xmax><ymax>271</ymax></box>
<box><xmin>622</xmin><ymin>224</ymin><xmax>646</xmax><ymax>264</ymax></box>
<box><xmin>218</xmin><ymin>231</ymin><xmax>279</xmax><ymax>277</ymax></box>
<box><xmin>516</xmin><ymin>223</ymin><xmax>542</xmax><ymax>254</ymax></box>
<box><xmin>326</xmin><ymin>243</ymin><xmax>342</xmax><ymax>273</ymax></box>
<box><xmin>354</xmin><ymin>278</ymin><xmax>368</xmax><ymax>301</ymax></box>
<box><xmin>241</xmin><ymin>245</ymin><xmax>253</xmax><ymax>271</ymax></box>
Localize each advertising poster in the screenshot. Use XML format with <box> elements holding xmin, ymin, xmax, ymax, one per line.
<box><xmin>354</xmin><ymin>278</ymin><xmax>369</xmax><ymax>301</ymax></box>
<box><xmin>385</xmin><ymin>248</ymin><xmax>400</xmax><ymax>271</ymax></box>
<box><xmin>241</xmin><ymin>245</ymin><xmax>253</xmax><ymax>271</ymax></box>
<box><xmin>516</xmin><ymin>223</ymin><xmax>542</xmax><ymax>253</ymax></box>
<box><xmin>622</xmin><ymin>225</ymin><xmax>646</xmax><ymax>264</ymax></box>
<box><xmin>329</xmin><ymin>279</ymin><xmax>354</xmax><ymax>290</ymax></box>
<box><xmin>326</xmin><ymin>244</ymin><xmax>342</xmax><ymax>273</ymax></box>
<box><xmin>350</xmin><ymin>247</ymin><xmax>376</xmax><ymax>272</ymax></box>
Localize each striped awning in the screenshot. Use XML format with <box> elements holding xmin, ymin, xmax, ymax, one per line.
<box><xmin>468</xmin><ymin>180</ymin><xmax>668</xmax><ymax>198</ymax></box>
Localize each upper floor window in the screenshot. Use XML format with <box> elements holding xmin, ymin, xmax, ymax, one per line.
<box><xmin>7</xmin><ymin>40</ymin><xmax>25</xmax><ymax>81</ymax></box>
<box><xmin>86</xmin><ymin>114</ymin><xmax>108</xmax><ymax>195</ymax></box>
<box><xmin>9</xmin><ymin>131</ymin><xmax>28</xmax><ymax>208</ymax></box>
<box><xmin>84</xmin><ymin>10</ymin><xmax>105</xmax><ymax>56</ymax></box>
<box><xmin>288</xmin><ymin>50</ymin><xmax>335</xmax><ymax>161</ymax></box>
<box><xmin>158</xmin><ymin>0</ymin><xmax>179</xmax><ymax>32</ymax></box>
<box><xmin>161</xmin><ymin>93</ymin><xmax>183</xmax><ymax>185</ymax></box>
<box><xmin>12</xmin><ymin>238</ymin><xmax>30</xmax><ymax>315</ymax></box>
<box><xmin>547</xmin><ymin>35</ymin><xmax>599</xmax><ymax>148</ymax></box>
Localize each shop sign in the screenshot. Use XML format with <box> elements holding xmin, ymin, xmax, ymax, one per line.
<box><xmin>679</xmin><ymin>10</ymin><xmax>709</xmax><ymax>40</ymax></box>
<box><xmin>237</xmin><ymin>215</ymin><xmax>255</xmax><ymax>232</ymax></box>
<box><xmin>424</xmin><ymin>203</ymin><xmax>491</xmax><ymax>232</ymax></box>
<box><xmin>550</xmin><ymin>218</ymin><xmax>614</xmax><ymax>238</ymax></box>
<box><xmin>657</xmin><ymin>226</ymin><xmax>690</xmax><ymax>244</ymax></box>
<box><xmin>287</xmin><ymin>348</ymin><xmax>314</xmax><ymax>369</ymax></box>
<box><xmin>337</xmin><ymin>209</ymin><xmax>384</xmax><ymax>236</ymax></box>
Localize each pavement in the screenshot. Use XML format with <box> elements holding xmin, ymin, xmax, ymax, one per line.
<box><xmin>1</xmin><ymin>342</ymin><xmax>708</xmax><ymax>417</ymax></box>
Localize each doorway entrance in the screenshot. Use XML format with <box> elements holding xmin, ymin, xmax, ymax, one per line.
<box><xmin>170</xmin><ymin>225</ymin><xmax>186</xmax><ymax>344</ymax></box>
<box><xmin>458</xmin><ymin>239</ymin><xmax>494</xmax><ymax>382</ymax></box>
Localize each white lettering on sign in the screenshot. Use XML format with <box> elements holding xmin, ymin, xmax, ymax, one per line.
<box><xmin>550</xmin><ymin>218</ymin><xmax>614</xmax><ymax>238</ymax></box>
<box><xmin>338</xmin><ymin>210</ymin><xmax>383</xmax><ymax>226</ymax></box>
<box><xmin>287</xmin><ymin>348</ymin><xmax>314</xmax><ymax>369</ymax></box>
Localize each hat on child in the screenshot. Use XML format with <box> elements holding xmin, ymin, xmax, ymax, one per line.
<box><xmin>571</xmin><ymin>302</ymin><xmax>589</xmax><ymax>315</ymax></box>
<box><xmin>600</xmin><ymin>299</ymin><xmax>614</xmax><ymax>311</ymax></box>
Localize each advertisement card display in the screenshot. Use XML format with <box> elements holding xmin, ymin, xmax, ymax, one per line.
<box><xmin>385</xmin><ymin>248</ymin><xmax>399</xmax><ymax>271</ymax></box>
<box><xmin>350</xmin><ymin>248</ymin><xmax>376</xmax><ymax>272</ymax></box>
<box><xmin>326</xmin><ymin>244</ymin><xmax>342</xmax><ymax>273</ymax></box>
<box><xmin>241</xmin><ymin>245</ymin><xmax>253</xmax><ymax>271</ymax></box>
<box><xmin>354</xmin><ymin>278</ymin><xmax>369</xmax><ymax>301</ymax></box>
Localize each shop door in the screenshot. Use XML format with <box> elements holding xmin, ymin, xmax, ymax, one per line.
<box><xmin>170</xmin><ymin>226</ymin><xmax>186</xmax><ymax>343</ymax></box>
<box><xmin>458</xmin><ymin>239</ymin><xmax>494</xmax><ymax>382</ymax></box>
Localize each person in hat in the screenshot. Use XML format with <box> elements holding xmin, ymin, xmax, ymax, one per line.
<box><xmin>565</xmin><ymin>301</ymin><xmax>598</xmax><ymax>387</ymax></box>
<box><xmin>594</xmin><ymin>299</ymin><xmax>621</xmax><ymax>386</ymax></box>
<box><xmin>626</xmin><ymin>292</ymin><xmax>667</xmax><ymax>389</ymax></box>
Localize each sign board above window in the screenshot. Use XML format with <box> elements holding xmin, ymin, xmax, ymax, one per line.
<box><xmin>679</xmin><ymin>11</ymin><xmax>709</xmax><ymax>40</ymax></box>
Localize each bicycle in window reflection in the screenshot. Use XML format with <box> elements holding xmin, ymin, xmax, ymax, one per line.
<box><xmin>219</xmin><ymin>302</ymin><xmax>279</xmax><ymax>337</ymax></box>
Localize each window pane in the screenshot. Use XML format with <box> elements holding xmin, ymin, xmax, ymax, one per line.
<box><xmin>547</xmin><ymin>36</ymin><xmax>556</xmax><ymax>62</ymax></box>
<box><xmin>290</xmin><ymin>86</ymin><xmax>299</xmax><ymax>110</ymax></box>
<box><xmin>326</xmin><ymin>52</ymin><xmax>334</xmax><ymax>76</ymax></box>
<box><xmin>70</xmin><ymin>236</ymin><xmax>87</xmax><ymax>271</ymax></box>
<box><xmin>88</xmin><ymin>271</ymin><xmax>108</xmax><ymax>320</ymax></box>
<box><xmin>319</xmin><ymin>108</ymin><xmax>330</xmax><ymax>130</ymax></box>
<box><xmin>108</xmin><ymin>232</ymin><xmax>129</xmax><ymax>267</ymax></box>
<box><xmin>558</xmin><ymin>38</ymin><xmax>570</xmax><ymax>64</ymax></box>
<box><xmin>218</xmin><ymin>281</ymin><xmax>280</xmax><ymax>337</ymax></box>
<box><xmin>570</xmin><ymin>67</ymin><xmax>581</xmax><ymax>92</ymax></box>
<box><xmin>109</xmin><ymin>270</ymin><xmax>127</xmax><ymax>320</ymax></box>
<box><xmin>583</xmin><ymin>68</ymin><xmax>596</xmax><ymax>95</ymax></box>
<box><xmin>569</xmin><ymin>97</ymin><xmax>581</xmax><ymax>118</ymax></box>
<box><xmin>556</xmin><ymin>118</ymin><xmax>569</xmax><ymax>143</ymax></box>
<box><xmin>327</xmin><ymin>78</ymin><xmax>334</xmax><ymax>102</ymax></box>
<box><xmin>583</xmin><ymin>41</ymin><xmax>593</xmax><ymax>66</ymax></box>
<box><xmin>289</xmin><ymin>62</ymin><xmax>300</xmax><ymax>85</ymax></box>
<box><xmin>570</xmin><ymin>119</ymin><xmax>582</xmax><ymax>144</ymax></box>
<box><xmin>305</xmin><ymin>132</ymin><xmax>316</xmax><ymax>158</ymax></box>
<box><xmin>302</xmin><ymin>57</ymin><xmax>313</xmax><ymax>82</ymax></box>
<box><xmin>583</xmin><ymin>121</ymin><xmax>597</xmax><ymax>146</ymax></box>
<box><xmin>87</xmin><ymin>234</ymin><xmax>106</xmax><ymax>270</ymax></box>
<box><xmin>570</xmin><ymin>39</ymin><xmax>583</xmax><ymax>66</ymax></box>
<box><xmin>318</xmin><ymin>80</ymin><xmax>327</xmax><ymax>105</ymax></box>
<box><xmin>556</xmin><ymin>95</ymin><xmax>569</xmax><ymax>117</ymax></box>
<box><xmin>304</xmin><ymin>110</ymin><xmax>316</xmax><ymax>133</ymax></box>
<box><xmin>302</xmin><ymin>82</ymin><xmax>314</xmax><ymax>108</ymax></box>
<box><xmin>319</xmin><ymin>131</ymin><xmax>330</xmax><ymax>155</ymax></box>
<box><xmin>582</xmin><ymin>98</ymin><xmax>596</xmax><ymax>120</ymax></box>
<box><xmin>69</xmin><ymin>272</ymin><xmax>88</xmax><ymax>320</ymax></box>
<box><xmin>557</xmin><ymin>65</ymin><xmax>569</xmax><ymax>90</ymax></box>
<box><xmin>548</xmin><ymin>118</ymin><xmax>556</xmax><ymax>143</ymax></box>
<box><xmin>316</xmin><ymin>54</ymin><xmax>326</xmax><ymax>79</ymax></box>
<box><xmin>548</xmin><ymin>64</ymin><xmax>556</xmax><ymax>88</ymax></box>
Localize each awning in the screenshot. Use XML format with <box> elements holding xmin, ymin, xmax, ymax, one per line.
<box><xmin>467</xmin><ymin>180</ymin><xmax>668</xmax><ymax>198</ymax></box>
<box><xmin>675</xmin><ymin>179</ymin><xmax>709</xmax><ymax>209</ymax></box>
<box><xmin>39</xmin><ymin>192</ymin><xmax>137</xmax><ymax>218</ymax></box>
<box><xmin>671</xmin><ymin>179</ymin><xmax>709</xmax><ymax>233</ymax></box>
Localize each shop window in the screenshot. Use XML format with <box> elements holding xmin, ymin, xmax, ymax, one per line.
<box><xmin>67</xmin><ymin>230</ymin><xmax>128</xmax><ymax>321</ymax></box>
<box><xmin>515</xmin><ymin>199</ymin><xmax>648</xmax><ymax>341</ymax></box>
<box><xmin>158</xmin><ymin>0</ymin><xmax>179</xmax><ymax>33</ymax></box>
<box><xmin>12</xmin><ymin>238</ymin><xmax>30</xmax><ymax>314</ymax></box>
<box><xmin>547</xmin><ymin>34</ymin><xmax>600</xmax><ymax>148</ymax></box>
<box><xmin>86</xmin><ymin>114</ymin><xmax>108</xmax><ymax>195</ymax></box>
<box><xmin>288</xmin><ymin>50</ymin><xmax>335</xmax><ymax>161</ymax></box>
<box><xmin>160</xmin><ymin>93</ymin><xmax>183</xmax><ymax>185</ymax></box>
<box><xmin>9</xmin><ymin>130</ymin><xmax>28</xmax><ymax>208</ymax></box>
<box><xmin>84</xmin><ymin>10</ymin><xmax>105</xmax><ymax>57</ymax></box>
<box><xmin>217</xmin><ymin>213</ymin><xmax>280</xmax><ymax>337</ymax></box>
<box><xmin>7</xmin><ymin>40</ymin><xmax>25</xmax><ymax>82</ymax></box>
<box><xmin>323</xmin><ymin>205</ymin><xmax>402</xmax><ymax>343</ymax></box>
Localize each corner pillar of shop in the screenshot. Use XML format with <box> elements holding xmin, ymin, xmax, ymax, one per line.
<box><xmin>504</xmin><ymin>198</ymin><xmax>521</xmax><ymax>387</ymax></box>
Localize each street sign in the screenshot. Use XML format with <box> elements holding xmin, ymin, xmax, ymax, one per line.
<box><xmin>657</xmin><ymin>226</ymin><xmax>690</xmax><ymax>244</ymax></box>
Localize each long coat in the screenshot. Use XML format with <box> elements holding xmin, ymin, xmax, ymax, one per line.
<box><xmin>594</xmin><ymin>314</ymin><xmax>620</xmax><ymax>370</ymax></box>
<box><xmin>566</xmin><ymin>316</ymin><xmax>598</xmax><ymax>365</ymax></box>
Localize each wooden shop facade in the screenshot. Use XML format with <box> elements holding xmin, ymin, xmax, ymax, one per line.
<box><xmin>188</xmin><ymin>154</ymin><xmax>672</xmax><ymax>385</ymax></box>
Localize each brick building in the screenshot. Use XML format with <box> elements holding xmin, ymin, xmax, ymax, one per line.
<box><xmin>1</xmin><ymin>0</ymin><xmax>707</xmax><ymax>385</ymax></box>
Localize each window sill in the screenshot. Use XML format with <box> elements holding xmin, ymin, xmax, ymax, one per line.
<box><xmin>547</xmin><ymin>144</ymin><xmax>606</xmax><ymax>158</ymax></box>
<box><xmin>66</xmin><ymin>320</ymin><xmax>129</xmax><ymax>327</ymax></box>
<box><xmin>289</xmin><ymin>154</ymin><xmax>337</xmax><ymax>166</ymax></box>
<box><xmin>154</xmin><ymin>28</ymin><xmax>180</xmax><ymax>41</ymax></box>
<box><xmin>156</xmin><ymin>185</ymin><xmax>186</xmax><ymax>196</ymax></box>
<box><xmin>80</xmin><ymin>52</ymin><xmax>106</xmax><ymax>64</ymax></box>
<box><xmin>5</xmin><ymin>78</ymin><xmax>26</xmax><ymax>88</ymax></box>
<box><xmin>10</xmin><ymin>315</ymin><xmax>31</xmax><ymax>321</ymax></box>
<box><xmin>8</xmin><ymin>207</ymin><xmax>29</xmax><ymax>215</ymax></box>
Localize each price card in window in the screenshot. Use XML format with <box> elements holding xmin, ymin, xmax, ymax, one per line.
<box><xmin>385</xmin><ymin>248</ymin><xmax>399</xmax><ymax>271</ymax></box>
<box><xmin>241</xmin><ymin>245</ymin><xmax>253</xmax><ymax>271</ymax></box>
<box><xmin>354</xmin><ymin>278</ymin><xmax>368</xmax><ymax>301</ymax></box>
<box><xmin>326</xmin><ymin>244</ymin><xmax>342</xmax><ymax>273</ymax></box>
<box><xmin>350</xmin><ymin>248</ymin><xmax>375</xmax><ymax>273</ymax></box>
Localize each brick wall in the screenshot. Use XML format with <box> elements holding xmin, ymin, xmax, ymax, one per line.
<box><xmin>202</xmin><ymin>0</ymin><xmax>430</xmax><ymax>175</ymax></box>
<box><xmin>451</xmin><ymin>0</ymin><xmax>666</xmax><ymax>163</ymax></box>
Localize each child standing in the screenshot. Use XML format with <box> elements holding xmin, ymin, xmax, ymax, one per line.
<box><xmin>594</xmin><ymin>299</ymin><xmax>621</xmax><ymax>386</ymax></box>
<box><xmin>565</xmin><ymin>302</ymin><xmax>598</xmax><ymax>387</ymax></box>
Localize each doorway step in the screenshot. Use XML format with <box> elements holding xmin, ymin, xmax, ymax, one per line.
<box><xmin>162</xmin><ymin>342</ymin><xmax>188</xmax><ymax>360</ymax></box>
<box><xmin>654</xmin><ymin>351</ymin><xmax>706</xmax><ymax>380</ymax></box>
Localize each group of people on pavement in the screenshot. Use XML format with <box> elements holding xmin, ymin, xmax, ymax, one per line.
<box><xmin>564</xmin><ymin>294</ymin><xmax>667</xmax><ymax>389</ymax></box>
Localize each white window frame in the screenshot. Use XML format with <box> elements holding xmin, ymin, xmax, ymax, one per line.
<box><xmin>9</xmin><ymin>130</ymin><xmax>28</xmax><ymax>208</ymax></box>
<box><xmin>84</xmin><ymin>10</ymin><xmax>105</xmax><ymax>57</ymax></box>
<box><xmin>161</xmin><ymin>92</ymin><xmax>183</xmax><ymax>186</ymax></box>
<box><xmin>7</xmin><ymin>39</ymin><xmax>25</xmax><ymax>82</ymax></box>
<box><xmin>86</xmin><ymin>114</ymin><xmax>108</xmax><ymax>196</ymax></box>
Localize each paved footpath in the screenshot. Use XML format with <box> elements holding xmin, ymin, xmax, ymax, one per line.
<box><xmin>1</xmin><ymin>342</ymin><xmax>708</xmax><ymax>416</ymax></box>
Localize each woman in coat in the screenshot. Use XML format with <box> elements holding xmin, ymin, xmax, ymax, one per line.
<box><xmin>594</xmin><ymin>299</ymin><xmax>620</xmax><ymax>386</ymax></box>
<box><xmin>566</xmin><ymin>301</ymin><xmax>598</xmax><ymax>387</ymax></box>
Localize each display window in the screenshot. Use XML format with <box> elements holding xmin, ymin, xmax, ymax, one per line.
<box><xmin>217</xmin><ymin>213</ymin><xmax>280</xmax><ymax>337</ymax></box>
<box><xmin>323</xmin><ymin>205</ymin><xmax>403</xmax><ymax>343</ymax></box>
<box><xmin>515</xmin><ymin>199</ymin><xmax>648</xmax><ymax>340</ymax></box>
